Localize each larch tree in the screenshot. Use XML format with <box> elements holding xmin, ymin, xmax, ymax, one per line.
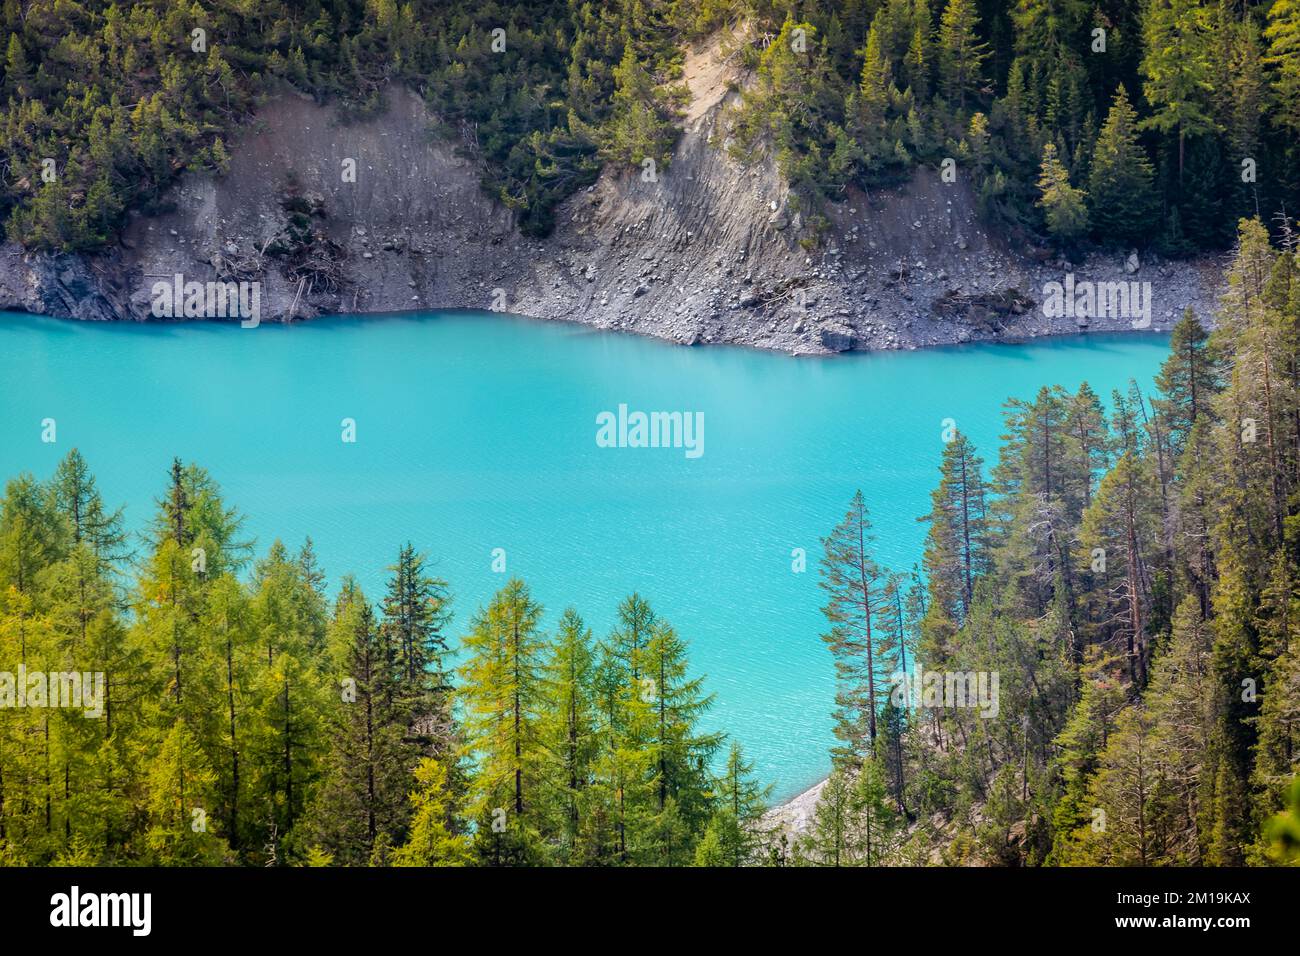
<box><xmin>1139</xmin><ymin>0</ymin><xmax>1215</xmax><ymax>182</ymax></box>
<box><xmin>1264</xmin><ymin>0</ymin><xmax>1300</xmax><ymax>138</ymax></box>
<box><xmin>920</xmin><ymin>431</ymin><xmax>989</xmax><ymax>623</ymax></box>
<box><xmin>539</xmin><ymin>607</ymin><xmax>599</xmax><ymax>856</ymax></box>
<box><xmin>820</xmin><ymin>491</ymin><xmax>894</xmax><ymax>762</ymax></box>
<box><xmin>699</xmin><ymin>741</ymin><xmax>771</xmax><ymax>867</ymax></box>
<box><xmin>391</xmin><ymin>757</ymin><xmax>471</xmax><ymax>867</ymax></box>
<box><xmin>641</xmin><ymin>618</ymin><xmax>722</xmax><ymax>863</ymax></box>
<box><xmin>459</xmin><ymin>578</ymin><xmax>547</xmax><ymax>865</ymax></box>
<box><xmin>936</xmin><ymin>0</ymin><xmax>989</xmax><ymax>112</ymax></box>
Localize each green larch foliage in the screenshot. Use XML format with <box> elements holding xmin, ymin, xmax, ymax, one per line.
<box><xmin>458</xmin><ymin>577</ymin><xmax>548</xmax><ymax>865</ymax></box>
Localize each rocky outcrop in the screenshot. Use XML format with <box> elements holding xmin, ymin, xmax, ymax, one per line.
<box><xmin>0</xmin><ymin>245</ymin><xmax>127</xmax><ymax>321</ymax></box>
<box><xmin>0</xmin><ymin>32</ymin><xmax>1224</xmax><ymax>353</ymax></box>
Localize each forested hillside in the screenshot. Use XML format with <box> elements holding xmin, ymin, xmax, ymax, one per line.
<box><xmin>4</xmin><ymin>220</ymin><xmax>1300</xmax><ymax>867</ymax></box>
<box><xmin>0</xmin><ymin>455</ymin><xmax>773</xmax><ymax>865</ymax></box>
<box><xmin>2</xmin><ymin>0</ymin><xmax>1299</xmax><ymax>254</ymax></box>
<box><xmin>811</xmin><ymin>216</ymin><xmax>1300</xmax><ymax>867</ymax></box>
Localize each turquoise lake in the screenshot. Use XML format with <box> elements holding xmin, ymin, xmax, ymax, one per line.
<box><xmin>0</xmin><ymin>311</ymin><xmax>1171</xmax><ymax>800</ymax></box>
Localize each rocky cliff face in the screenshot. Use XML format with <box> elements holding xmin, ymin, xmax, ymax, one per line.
<box><xmin>0</xmin><ymin>34</ymin><xmax>1222</xmax><ymax>353</ymax></box>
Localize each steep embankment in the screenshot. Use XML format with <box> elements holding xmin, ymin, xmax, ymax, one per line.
<box><xmin>0</xmin><ymin>30</ymin><xmax>1221</xmax><ymax>353</ymax></box>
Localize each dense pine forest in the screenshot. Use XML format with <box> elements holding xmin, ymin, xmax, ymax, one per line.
<box><xmin>811</xmin><ymin>217</ymin><xmax>1300</xmax><ymax>867</ymax></box>
<box><xmin>2</xmin><ymin>0</ymin><xmax>1300</xmax><ymax>251</ymax></box>
<box><xmin>0</xmin><ymin>451</ymin><xmax>775</xmax><ymax>865</ymax></box>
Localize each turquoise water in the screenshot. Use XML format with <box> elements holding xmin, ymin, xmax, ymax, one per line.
<box><xmin>0</xmin><ymin>311</ymin><xmax>1170</xmax><ymax>800</ymax></box>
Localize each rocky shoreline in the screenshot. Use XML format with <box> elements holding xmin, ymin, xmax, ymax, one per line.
<box><xmin>764</xmin><ymin>778</ymin><xmax>828</xmax><ymax>841</ymax></box>
<box><xmin>0</xmin><ymin>34</ymin><xmax>1224</xmax><ymax>353</ymax></box>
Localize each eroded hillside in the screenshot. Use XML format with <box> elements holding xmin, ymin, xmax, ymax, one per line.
<box><xmin>0</xmin><ymin>31</ymin><xmax>1221</xmax><ymax>353</ymax></box>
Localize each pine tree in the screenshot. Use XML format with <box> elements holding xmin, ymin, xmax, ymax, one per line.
<box><xmin>1079</xmin><ymin>452</ymin><xmax>1160</xmax><ymax>687</ymax></box>
<box><xmin>991</xmin><ymin>387</ymin><xmax>1078</xmax><ymax>616</ymax></box>
<box><xmin>602</xmin><ymin>32</ymin><xmax>677</xmax><ymax>168</ymax></box>
<box><xmin>1064</xmin><ymin>382</ymin><xmax>1110</xmax><ymax>517</ymax></box>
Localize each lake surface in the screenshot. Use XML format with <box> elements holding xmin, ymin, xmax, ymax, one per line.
<box><xmin>0</xmin><ymin>311</ymin><xmax>1170</xmax><ymax>800</ymax></box>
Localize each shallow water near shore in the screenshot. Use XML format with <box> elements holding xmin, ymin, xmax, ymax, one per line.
<box><xmin>0</xmin><ymin>310</ymin><xmax>1170</xmax><ymax>800</ymax></box>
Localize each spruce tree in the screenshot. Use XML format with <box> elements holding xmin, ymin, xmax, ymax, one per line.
<box><xmin>1087</xmin><ymin>85</ymin><xmax>1157</xmax><ymax>246</ymax></box>
<box><xmin>380</xmin><ymin>543</ymin><xmax>453</xmax><ymax>751</ymax></box>
<box><xmin>309</xmin><ymin>586</ymin><xmax>414</xmax><ymax>865</ymax></box>
<box><xmin>1036</xmin><ymin>141</ymin><xmax>1089</xmax><ymax>245</ymax></box>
